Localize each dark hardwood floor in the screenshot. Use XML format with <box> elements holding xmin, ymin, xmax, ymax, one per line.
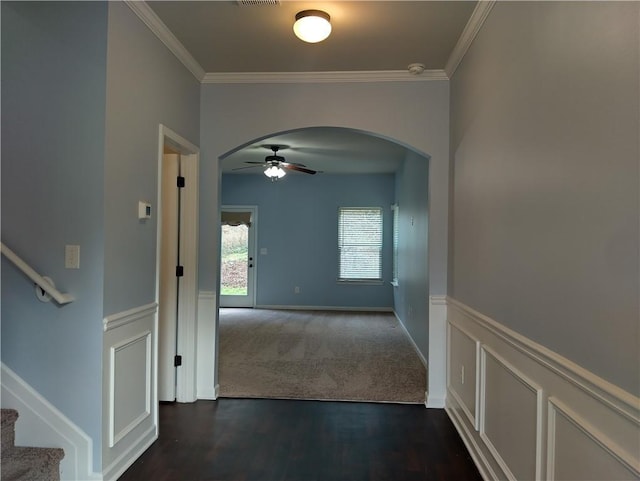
<box><xmin>118</xmin><ymin>399</ymin><xmax>481</xmax><ymax>481</ymax></box>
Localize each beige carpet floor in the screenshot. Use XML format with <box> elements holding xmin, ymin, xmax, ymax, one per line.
<box><xmin>218</xmin><ymin>309</ymin><xmax>427</xmax><ymax>404</ymax></box>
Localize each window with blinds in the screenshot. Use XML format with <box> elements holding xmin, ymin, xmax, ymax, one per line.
<box><xmin>338</xmin><ymin>207</ymin><xmax>383</xmax><ymax>281</ymax></box>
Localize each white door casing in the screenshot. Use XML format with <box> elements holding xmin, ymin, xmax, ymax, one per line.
<box><xmin>156</xmin><ymin>125</ymin><xmax>199</xmax><ymax>404</ymax></box>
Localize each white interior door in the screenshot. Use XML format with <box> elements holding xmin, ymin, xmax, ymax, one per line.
<box><xmin>220</xmin><ymin>206</ymin><xmax>257</xmax><ymax>308</ymax></box>
<box><xmin>158</xmin><ymin>153</ymin><xmax>180</xmax><ymax>401</ymax></box>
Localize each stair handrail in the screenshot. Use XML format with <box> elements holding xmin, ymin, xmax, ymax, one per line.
<box><xmin>1</xmin><ymin>242</ymin><xmax>74</xmax><ymax>305</ymax></box>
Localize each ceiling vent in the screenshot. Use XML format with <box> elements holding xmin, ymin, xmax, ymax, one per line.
<box><xmin>236</xmin><ymin>0</ymin><xmax>280</xmax><ymax>6</ymax></box>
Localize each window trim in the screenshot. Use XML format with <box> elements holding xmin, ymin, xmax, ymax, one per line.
<box><xmin>337</xmin><ymin>206</ymin><xmax>384</xmax><ymax>283</ymax></box>
<box><xmin>391</xmin><ymin>203</ymin><xmax>399</xmax><ymax>287</ymax></box>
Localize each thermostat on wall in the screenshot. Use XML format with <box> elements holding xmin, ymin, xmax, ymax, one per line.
<box><xmin>138</xmin><ymin>201</ymin><xmax>152</xmax><ymax>219</ymax></box>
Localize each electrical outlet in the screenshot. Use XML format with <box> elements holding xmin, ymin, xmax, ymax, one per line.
<box><xmin>461</xmin><ymin>365</ymin><xmax>465</xmax><ymax>385</ymax></box>
<box><xmin>294</xmin><ymin>286</ymin><xmax>300</xmax><ymax>294</ymax></box>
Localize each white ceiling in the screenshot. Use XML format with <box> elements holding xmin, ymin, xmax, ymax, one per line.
<box><xmin>148</xmin><ymin>1</ymin><xmax>477</xmax><ymax>73</ymax></box>
<box><xmin>146</xmin><ymin>1</ymin><xmax>478</xmax><ymax>174</ymax></box>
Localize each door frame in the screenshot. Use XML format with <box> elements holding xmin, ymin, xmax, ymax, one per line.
<box><xmin>156</xmin><ymin>124</ymin><xmax>199</xmax><ymax>403</ymax></box>
<box><xmin>219</xmin><ymin>205</ymin><xmax>258</xmax><ymax>308</ymax></box>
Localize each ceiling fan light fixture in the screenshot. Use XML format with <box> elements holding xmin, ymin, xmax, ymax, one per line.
<box><xmin>264</xmin><ymin>165</ymin><xmax>286</xmax><ymax>180</ymax></box>
<box><xmin>293</xmin><ymin>10</ymin><xmax>331</xmax><ymax>43</ymax></box>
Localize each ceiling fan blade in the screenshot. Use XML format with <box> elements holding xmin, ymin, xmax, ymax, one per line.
<box><xmin>245</xmin><ymin>161</ymin><xmax>267</xmax><ymax>165</ymax></box>
<box><xmin>233</xmin><ymin>165</ymin><xmax>263</xmax><ymax>171</ymax></box>
<box><xmin>282</xmin><ymin>163</ymin><xmax>317</xmax><ymax>175</ymax></box>
<box><xmin>261</xmin><ymin>144</ymin><xmax>290</xmax><ymax>152</ymax></box>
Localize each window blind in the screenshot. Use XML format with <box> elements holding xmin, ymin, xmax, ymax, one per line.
<box><xmin>221</xmin><ymin>211</ymin><xmax>252</xmax><ymax>226</ymax></box>
<box><xmin>338</xmin><ymin>207</ymin><xmax>383</xmax><ymax>281</ymax></box>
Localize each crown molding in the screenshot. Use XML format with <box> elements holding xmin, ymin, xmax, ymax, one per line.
<box><xmin>124</xmin><ymin>0</ymin><xmax>205</xmax><ymax>82</ymax></box>
<box><xmin>124</xmin><ymin>0</ymin><xmax>484</xmax><ymax>85</ymax></box>
<box><xmin>444</xmin><ymin>0</ymin><xmax>496</xmax><ymax>78</ymax></box>
<box><xmin>202</xmin><ymin>69</ymin><xmax>449</xmax><ymax>84</ymax></box>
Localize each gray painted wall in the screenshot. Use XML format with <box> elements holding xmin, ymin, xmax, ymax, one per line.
<box><xmin>2</xmin><ymin>1</ymin><xmax>202</xmax><ymax>468</ymax></box>
<box><xmin>222</xmin><ymin>174</ymin><xmax>395</xmax><ymax>308</ymax></box>
<box><xmin>200</xmin><ymin>81</ymin><xmax>450</xmax><ymax>307</ymax></box>
<box><xmin>202</xmin><ymin>81</ymin><xmax>447</xmax><ymax>391</ymax></box>
<box><xmin>394</xmin><ymin>151</ymin><xmax>430</xmax><ymax>357</ymax></box>
<box><xmin>1</xmin><ymin>1</ymin><xmax>108</xmax><ymax>466</ymax></box>
<box><xmin>103</xmin><ymin>2</ymin><xmax>201</xmax><ymax>316</ymax></box>
<box><xmin>449</xmin><ymin>2</ymin><xmax>639</xmax><ymax>395</ymax></box>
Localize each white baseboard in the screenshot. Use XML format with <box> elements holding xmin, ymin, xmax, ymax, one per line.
<box><xmin>393</xmin><ymin>298</ymin><xmax>446</xmax><ymax>408</ymax></box>
<box><xmin>446</xmin><ymin>403</ymin><xmax>497</xmax><ymax>481</ymax></box>
<box><xmin>254</xmin><ymin>305</ymin><xmax>394</xmax><ymax>312</ymax></box>
<box><xmin>392</xmin><ymin>311</ymin><xmax>428</xmax><ymax>407</ymax></box>
<box><xmin>101</xmin><ymin>425</ymin><xmax>156</xmax><ymax>481</ymax></box>
<box><xmin>197</xmin><ymin>385</ymin><xmax>219</xmax><ymax>401</ymax></box>
<box><xmin>425</xmin><ymin>395</ymin><xmax>446</xmax><ymax>409</ymax></box>
<box><xmin>393</xmin><ymin>310</ymin><xmax>428</xmax><ymax>369</ymax></box>
<box><xmin>1</xmin><ymin>363</ymin><xmax>101</xmax><ymax>481</ymax></box>
<box><xmin>445</xmin><ymin>296</ymin><xmax>640</xmax><ymax>481</ymax></box>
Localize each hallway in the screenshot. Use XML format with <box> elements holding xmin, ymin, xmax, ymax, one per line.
<box><xmin>118</xmin><ymin>399</ymin><xmax>481</xmax><ymax>481</ymax></box>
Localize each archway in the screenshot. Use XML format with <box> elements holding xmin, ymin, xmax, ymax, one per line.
<box><xmin>199</xmin><ymin>80</ymin><xmax>451</xmax><ymax>406</ymax></box>
<box><xmin>206</xmin><ymin>126</ymin><xmax>433</xmax><ymax>404</ymax></box>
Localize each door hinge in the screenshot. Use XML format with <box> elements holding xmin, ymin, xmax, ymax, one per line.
<box><xmin>174</xmin><ymin>355</ymin><xmax>182</xmax><ymax>367</ymax></box>
<box><xmin>177</xmin><ymin>176</ymin><xmax>185</xmax><ymax>188</ymax></box>
<box><xmin>176</xmin><ymin>265</ymin><xmax>184</xmax><ymax>277</ymax></box>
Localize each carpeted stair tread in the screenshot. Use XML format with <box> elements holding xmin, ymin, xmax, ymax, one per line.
<box><xmin>1</xmin><ymin>409</ymin><xmax>19</xmax><ymax>453</ymax></box>
<box><xmin>1</xmin><ymin>446</ymin><xmax>65</xmax><ymax>481</ymax></box>
<box><xmin>1</xmin><ymin>409</ymin><xmax>19</xmax><ymax>426</ymax></box>
<box><xmin>1</xmin><ymin>409</ymin><xmax>64</xmax><ymax>481</ymax></box>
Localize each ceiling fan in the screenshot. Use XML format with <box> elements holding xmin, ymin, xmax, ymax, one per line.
<box><xmin>234</xmin><ymin>145</ymin><xmax>317</xmax><ymax>179</ymax></box>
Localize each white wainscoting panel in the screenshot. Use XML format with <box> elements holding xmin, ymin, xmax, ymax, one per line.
<box><xmin>197</xmin><ymin>291</ymin><xmax>218</xmax><ymax>399</ymax></box>
<box><xmin>1</xmin><ymin>363</ymin><xmax>101</xmax><ymax>480</ymax></box>
<box><xmin>109</xmin><ymin>331</ymin><xmax>151</xmax><ymax>447</ymax></box>
<box><xmin>102</xmin><ymin>303</ymin><xmax>158</xmax><ymax>481</ymax></box>
<box><xmin>480</xmin><ymin>347</ymin><xmax>542</xmax><ymax>481</ymax></box>
<box><xmin>447</xmin><ymin>322</ymin><xmax>479</xmax><ymax>429</ymax></box>
<box><xmin>548</xmin><ymin>397</ymin><xmax>639</xmax><ymax>481</ymax></box>
<box><xmin>445</xmin><ymin>297</ymin><xmax>640</xmax><ymax>481</ymax></box>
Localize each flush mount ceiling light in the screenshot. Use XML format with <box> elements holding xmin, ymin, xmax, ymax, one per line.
<box><xmin>293</xmin><ymin>10</ymin><xmax>331</xmax><ymax>43</ymax></box>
